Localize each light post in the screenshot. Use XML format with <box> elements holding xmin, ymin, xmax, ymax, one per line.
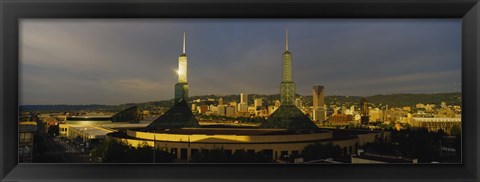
<box><xmin>187</xmin><ymin>135</ymin><xmax>191</xmax><ymax>163</ymax></box>
<box><xmin>153</xmin><ymin>130</ymin><xmax>156</xmax><ymax>163</ymax></box>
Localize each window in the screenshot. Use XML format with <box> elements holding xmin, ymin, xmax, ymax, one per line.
<box><xmin>180</xmin><ymin>148</ymin><xmax>187</xmax><ymax>160</ymax></box>
<box><xmin>191</xmin><ymin>149</ymin><xmax>199</xmax><ymax>157</ymax></box>
<box><xmin>261</xmin><ymin>149</ymin><xmax>273</xmax><ymax>160</ymax></box>
<box><xmin>171</xmin><ymin>148</ymin><xmax>177</xmax><ymax>155</ymax></box>
<box><xmin>291</xmin><ymin>150</ymin><xmax>299</xmax><ymax>156</ymax></box>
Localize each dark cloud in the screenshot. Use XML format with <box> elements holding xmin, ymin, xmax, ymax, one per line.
<box><xmin>20</xmin><ymin>19</ymin><xmax>461</xmax><ymax>105</ymax></box>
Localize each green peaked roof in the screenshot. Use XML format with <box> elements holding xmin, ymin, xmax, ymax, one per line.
<box><xmin>111</xmin><ymin>105</ymin><xmax>142</xmax><ymax>123</ymax></box>
<box><xmin>259</xmin><ymin>105</ymin><xmax>319</xmax><ymax>131</ymax></box>
<box><xmin>142</xmin><ymin>100</ymin><xmax>200</xmax><ymax>131</ymax></box>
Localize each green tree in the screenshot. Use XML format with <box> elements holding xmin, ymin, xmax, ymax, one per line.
<box><xmin>364</xmin><ymin>128</ymin><xmax>447</xmax><ymax>163</ymax></box>
<box><xmin>91</xmin><ymin>139</ymin><xmax>174</xmax><ymax>163</ymax></box>
<box><xmin>450</xmin><ymin>124</ymin><xmax>461</xmax><ymax>136</ymax></box>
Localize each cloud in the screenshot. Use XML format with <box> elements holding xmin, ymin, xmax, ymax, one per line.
<box><xmin>19</xmin><ymin>19</ymin><xmax>461</xmax><ymax>104</ymax></box>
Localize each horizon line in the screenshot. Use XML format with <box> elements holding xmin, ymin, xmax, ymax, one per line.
<box><xmin>20</xmin><ymin>91</ymin><xmax>461</xmax><ymax>106</ymax></box>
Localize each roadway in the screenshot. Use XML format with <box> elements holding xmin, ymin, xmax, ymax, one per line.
<box><xmin>33</xmin><ymin>115</ymin><xmax>89</xmax><ymax>163</ymax></box>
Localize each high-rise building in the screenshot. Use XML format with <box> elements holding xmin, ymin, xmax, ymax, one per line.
<box><xmin>238</xmin><ymin>103</ymin><xmax>248</xmax><ymax>112</ymax></box>
<box><xmin>369</xmin><ymin>108</ymin><xmax>383</xmax><ymax>122</ymax></box>
<box><xmin>217</xmin><ymin>105</ymin><xmax>226</xmax><ymax>116</ymax></box>
<box><xmin>312</xmin><ymin>86</ymin><xmax>326</xmax><ymax>122</ymax></box>
<box><xmin>226</xmin><ymin>106</ymin><xmax>236</xmax><ymax>117</ymax></box>
<box><xmin>218</xmin><ymin>98</ymin><xmax>224</xmax><ymax>106</ymax></box>
<box><xmin>360</xmin><ymin>98</ymin><xmax>370</xmax><ymax>125</ymax></box>
<box><xmin>280</xmin><ymin>27</ymin><xmax>296</xmax><ymax>106</ymax></box>
<box><xmin>240</xmin><ymin>93</ymin><xmax>248</xmax><ymax>104</ymax></box>
<box><xmin>312</xmin><ymin>86</ymin><xmax>325</xmax><ymax>109</ymax></box>
<box><xmin>174</xmin><ymin>32</ymin><xmax>189</xmax><ymax>103</ymax></box>
<box><xmin>254</xmin><ymin>98</ymin><xmax>263</xmax><ymax>108</ymax></box>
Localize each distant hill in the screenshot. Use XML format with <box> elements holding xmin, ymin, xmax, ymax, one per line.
<box><xmin>19</xmin><ymin>104</ymin><xmax>116</xmax><ymax>113</ymax></box>
<box><xmin>320</xmin><ymin>93</ymin><xmax>461</xmax><ymax>108</ymax></box>
<box><xmin>20</xmin><ymin>92</ymin><xmax>461</xmax><ymax>112</ymax></box>
<box><xmin>188</xmin><ymin>93</ymin><xmax>461</xmax><ymax>108</ymax></box>
<box><xmin>364</xmin><ymin>93</ymin><xmax>461</xmax><ymax>107</ymax></box>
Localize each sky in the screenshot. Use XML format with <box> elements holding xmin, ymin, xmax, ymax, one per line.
<box><xmin>20</xmin><ymin>19</ymin><xmax>461</xmax><ymax>105</ymax></box>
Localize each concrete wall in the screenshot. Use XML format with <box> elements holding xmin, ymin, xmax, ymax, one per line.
<box><xmin>107</xmin><ymin>130</ymin><xmax>358</xmax><ymax>161</ymax></box>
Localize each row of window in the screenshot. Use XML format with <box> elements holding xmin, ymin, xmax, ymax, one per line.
<box><xmin>161</xmin><ymin>145</ymin><xmax>357</xmax><ymax>160</ymax></box>
<box><xmin>165</xmin><ymin>148</ymin><xmax>302</xmax><ymax>160</ymax></box>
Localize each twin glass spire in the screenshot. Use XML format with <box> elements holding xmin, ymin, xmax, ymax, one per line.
<box><xmin>174</xmin><ymin>28</ymin><xmax>295</xmax><ymax>105</ymax></box>
<box><xmin>177</xmin><ymin>32</ymin><xmax>188</xmax><ymax>83</ymax></box>
<box><xmin>183</xmin><ymin>32</ymin><xmax>186</xmax><ymax>54</ymax></box>
<box><xmin>285</xmin><ymin>26</ymin><xmax>288</xmax><ymax>51</ymax></box>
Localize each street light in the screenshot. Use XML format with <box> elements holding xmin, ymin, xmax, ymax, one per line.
<box><xmin>153</xmin><ymin>130</ymin><xmax>156</xmax><ymax>163</ymax></box>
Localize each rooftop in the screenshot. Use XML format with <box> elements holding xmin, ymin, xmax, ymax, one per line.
<box><xmin>142</xmin><ymin>100</ymin><xmax>200</xmax><ymax>131</ymax></box>
<box><xmin>352</xmin><ymin>153</ymin><xmax>417</xmax><ymax>163</ymax></box>
<box><xmin>136</xmin><ymin>128</ymin><xmax>328</xmax><ymax>136</ymax></box>
<box><xmin>69</xmin><ymin>125</ymin><xmax>116</xmax><ymax>139</ymax></box>
<box><xmin>260</xmin><ymin>105</ymin><xmax>319</xmax><ymax>131</ymax></box>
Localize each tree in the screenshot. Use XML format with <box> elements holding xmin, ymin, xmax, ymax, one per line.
<box><xmin>91</xmin><ymin>139</ymin><xmax>174</xmax><ymax>163</ymax></box>
<box><xmin>364</xmin><ymin>128</ymin><xmax>447</xmax><ymax>163</ymax></box>
<box><xmin>450</xmin><ymin>124</ymin><xmax>461</xmax><ymax>136</ymax></box>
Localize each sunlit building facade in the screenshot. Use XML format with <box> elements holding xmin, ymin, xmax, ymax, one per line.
<box><xmin>312</xmin><ymin>85</ymin><xmax>326</xmax><ymax>123</ymax></box>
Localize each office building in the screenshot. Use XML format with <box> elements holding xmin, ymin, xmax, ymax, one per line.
<box><xmin>240</xmin><ymin>93</ymin><xmax>248</xmax><ymax>104</ymax></box>
<box><xmin>217</xmin><ymin>105</ymin><xmax>226</xmax><ymax>116</ymax></box>
<box><xmin>312</xmin><ymin>85</ymin><xmax>326</xmax><ymax>123</ymax></box>
<box><xmin>218</xmin><ymin>98</ymin><xmax>224</xmax><ymax>106</ymax></box>
<box><xmin>226</xmin><ymin>106</ymin><xmax>236</xmax><ymax>117</ymax></box>
<box><xmin>360</xmin><ymin>98</ymin><xmax>370</xmax><ymax>125</ymax></box>
<box><xmin>254</xmin><ymin>98</ymin><xmax>263</xmax><ymax>108</ymax></box>
<box><xmin>238</xmin><ymin>102</ymin><xmax>248</xmax><ymax>113</ymax></box>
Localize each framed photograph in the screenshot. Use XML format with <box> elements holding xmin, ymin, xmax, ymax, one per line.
<box><xmin>1</xmin><ymin>0</ymin><xmax>479</xmax><ymax>181</ymax></box>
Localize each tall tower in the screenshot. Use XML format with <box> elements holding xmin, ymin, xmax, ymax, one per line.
<box><xmin>260</xmin><ymin>26</ymin><xmax>319</xmax><ymax>131</ymax></box>
<box><xmin>312</xmin><ymin>85</ymin><xmax>326</xmax><ymax>122</ymax></box>
<box><xmin>312</xmin><ymin>86</ymin><xmax>325</xmax><ymax>110</ymax></box>
<box><xmin>360</xmin><ymin>98</ymin><xmax>370</xmax><ymax>125</ymax></box>
<box><xmin>174</xmin><ymin>32</ymin><xmax>189</xmax><ymax>103</ymax></box>
<box><xmin>240</xmin><ymin>93</ymin><xmax>248</xmax><ymax>104</ymax></box>
<box><xmin>280</xmin><ymin>26</ymin><xmax>296</xmax><ymax>105</ymax></box>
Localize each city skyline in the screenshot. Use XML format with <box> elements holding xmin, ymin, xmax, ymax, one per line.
<box><xmin>20</xmin><ymin>19</ymin><xmax>461</xmax><ymax>105</ymax></box>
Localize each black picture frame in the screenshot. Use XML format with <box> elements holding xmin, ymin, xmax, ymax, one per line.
<box><xmin>1</xmin><ymin>0</ymin><xmax>479</xmax><ymax>181</ymax></box>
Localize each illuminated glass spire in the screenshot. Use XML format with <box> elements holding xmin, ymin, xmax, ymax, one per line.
<box><xmin>175</xmin><ymin>32</ymin><xmax>189</xmax><ymax>103</ymax></box>
<box><xmin>178</xmin><ymin>32</ymin><xmax>187</xmax><ymax>83</ymax></box>
<box><xmin>286</xmin><ymin>26</ymin><xmax>288</xmax><ymax>51</ymax></box>
<box><xmin>280</xmin><ymin>26</ymin><xmax>296</xmax><ymax>105</ymax></box>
